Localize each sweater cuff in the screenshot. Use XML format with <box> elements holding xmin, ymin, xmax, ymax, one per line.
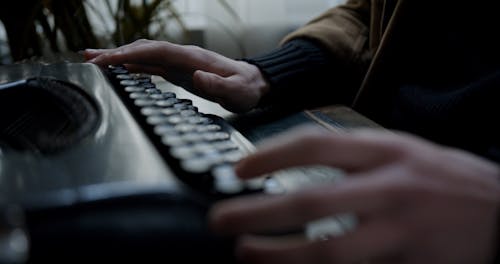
<box><xmin>243</xmin><ymin>38</ymin><xmax>333</xmax><ymax>109</ymax></box>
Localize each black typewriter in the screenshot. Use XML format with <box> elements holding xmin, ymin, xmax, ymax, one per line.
<box><xmin>0</xmin><ymin>63</ymin><xmax>353</xmax><ymax>263</ymax></box>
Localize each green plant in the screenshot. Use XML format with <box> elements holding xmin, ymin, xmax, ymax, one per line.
<box><xmin>0</xmin><ymin>0</ymin><xmax>98</xmax><ymax>62</ymax></box>
<box><xmin>86</xmin><ymin>0</ymin><xmax>244</xmax><ymax>50</ymax></box>
<box><xmin>0</xmin><ymin>0</ymin><xmax>243</xmax><ymax>63</ymax></box>
<box><xmin>85</xmin><ymin>0</ymin><xmax>189</xmax><ymax>47</ymax></box>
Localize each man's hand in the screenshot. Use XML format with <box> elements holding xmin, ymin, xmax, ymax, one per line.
<box><xmin>209</xmin><ymin>126</ymin><xmax>500</xmax><ymax>264</ymax></box>
<box><xmin>83</xmin><ymin>39</ymin><xmax>269</xmax><ymax>113</ymax></box>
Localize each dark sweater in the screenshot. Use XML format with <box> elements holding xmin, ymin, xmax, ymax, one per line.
<box><xmin>243</xmin><ymin>39</ymin><xmax>358</xmax><ymax>110</ymax></box>
<box><xmin>245</xmin><ymin>39</ymin><xmax>500</xmax><ymax>164</ymax></box>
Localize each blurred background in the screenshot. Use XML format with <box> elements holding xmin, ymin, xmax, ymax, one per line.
<box><xmin>0</xmin><ymin>0</ymin><xmax>345</xmax><ymax>64</ymax></box>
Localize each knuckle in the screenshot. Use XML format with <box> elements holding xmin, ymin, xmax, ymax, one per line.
<box><xmin>184</xmin><ymin>44</ymin><xmax>200</xmax><ymax>51</ymax></box>
<box><xmin>134</xmin><ymin>38</ymin><xmax>150</xmax><ymax>44</ymax></box>
<box><xmin>97</xmin><ymin>51</ymin><xmax>114</xmax><ymax>61</ymax></box>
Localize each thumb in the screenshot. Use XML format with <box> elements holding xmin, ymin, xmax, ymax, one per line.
<box><xmin>193</xmin><ymin>70</ymin><xmax>253</xmax><ymax>113</ymax></box>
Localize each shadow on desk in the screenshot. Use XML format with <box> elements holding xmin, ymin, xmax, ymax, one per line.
<box><xmin>229</xmin><ymin>105</ymin><xmax>384</xmax><ymax>144</ymax></box>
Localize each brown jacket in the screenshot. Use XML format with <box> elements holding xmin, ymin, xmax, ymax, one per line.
<box><xmin>282</xmin><ymin>0</ymin><xmax>500</xmax><ymax>124</ymax></box>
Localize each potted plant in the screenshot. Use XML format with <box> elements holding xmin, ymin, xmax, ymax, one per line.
<box><xmin>0</xmin><ymin>0</ymin><xmax>241</xmax><ymax>63</ymax></box>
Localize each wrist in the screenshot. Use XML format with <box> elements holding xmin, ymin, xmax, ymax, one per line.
<box><xmin>245</xmin><ymin>62</ymin><xmax>270</xmax><ymax>107</ymax></box>
<box><xmin>243</xmin><ymin>38</ymin><xmax>338</xmax><ymax>109</ymax></box>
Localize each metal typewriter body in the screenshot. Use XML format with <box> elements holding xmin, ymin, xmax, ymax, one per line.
<box><xmin>0</xmin><ymin>63</ymin><xmax>192</xmax><ymax>208</ymax></box>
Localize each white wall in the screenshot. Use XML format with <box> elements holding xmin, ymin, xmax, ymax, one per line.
<box><xmin>0</xmin><ymin>0</ymin><xmax>346</xmax><ymax>62</ymax></box>
<box><xmin>0</xmin><ymin>21</ymin><xmax>10</xmax><ymax>64</ymax></box>
<box><xmin>204</xmin><ymin>0</ymin><xmax>346</xmax><ymax>58</ymax></box>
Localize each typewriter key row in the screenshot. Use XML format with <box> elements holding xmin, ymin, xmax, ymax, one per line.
<box><xmin>105</xmin><ymin>65</ymin><xmax>263</xmax><ymax>198</ymax></box>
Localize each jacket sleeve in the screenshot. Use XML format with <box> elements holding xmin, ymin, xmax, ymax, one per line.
<box><xmin>281</xmin><ymin>0</ymin><xmax>373</xmax><ymax>79</ymax></box>
<box><xmin>244</xmin><ymin>0</ymin><xmax>374</xmax><ymax>110</ymax></box>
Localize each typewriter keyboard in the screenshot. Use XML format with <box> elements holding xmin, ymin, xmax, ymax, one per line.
<box><xmin>104</xmin><ymin>65</ymin><xmax>264</xmax><ymax>199</ymax></box>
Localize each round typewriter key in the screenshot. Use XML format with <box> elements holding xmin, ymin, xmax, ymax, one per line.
<box><xmin>213</xmin><ymin>165</ymin><xmax>244</xmax><ymax>194</ymax></box>
<box><xmin>180</xmin><ymin>109</ymin><xmax>197</xmax><ymax>117</ymax></box>
<box><xmin>129</xmin><ymin>92</ymin><xmax>149</xmax><ymax>99</ymax></box>
<box><xmin>204</xmin><ymin>152</ymin><xmax>225</xmax><ymax>165</ymax></box>
<box><xmin>203</xmin><ymin>131</ymin><xmax>230</xmax><ymax>141</ymax></box>
<box><xmin>160</xmin><ymin>108</ymin><xmax>180</xmax><ymax>116</ymax></box>
<box><xmin>145</xmin><ymin>88</ymin><xmax>161</xmax><ymax>94</ymax></box>
<box><xmin>224</xmin><ymin>150</ymin><xmax>245</xmax><ymax>163</ymax></box>
<box><xmin>173</xmin><ymin>99</ymin><xmax>193</xmax><ymax>110</ymax></box>
<box><xmin>173</xmin><ymin>103</ymin><xmax>189</xmax><ymax>110</ymax></box>
<box><xmin>263</xmin><ymin>178</ymin><xmax>285</xmax><ymax>194</ymax></box>
<box><xmin>182</xmin><ymin>133</ymin><xmax>204</xmax><ymax>143</ymax></box>
<box><xmin>120</xmin><ymin>80</ymin><xmax>139</xmax><ymax>86</ymax></box>
<box><xmin>141</xmin><ymin>107</ymin><xmax>163</xmax><ymax>116</ymax></box>
<box><xmin>212</xmin><ymin>141</ymin><xmax>239</xmax><ymax>151</ymax></box>
<box><xmin>167</xmin><ymin>115</ymin><xmax>184</xmax><ymax>125</ymax></box>
<box><xmin>214</xmin><ymin>131</ymin><xmax>230</xmax><ymax>140</ymax></box>
<box><xmin>134</xmin><ymin>77</ymin><xmax>151</xmax><ymax>83</ymax></box>
<box><xmin>134</xmin><ymin>99</ymin><xmax>156</xmax><ymax>107</ymax></box>
<box><xmin>170</xmin><ymin>146</ymin><xmax>197</xmax><ymax>160</ymax></box>
<box><xmin>174</xmin><ymin>124</ymin><xmax>196</xmax><ymax>133</ymax></box>
<box><xmin>162</xmin><ymin>134</ymin><xmax>185</xmax><ymax>146</ymax></box>
<box><xmin>116</xmin><ymin>74</ymin><xmax>133</xmax><ymax>80</ymax></box>
<box><xmin>132</xmin><ymin>73</ymin><xmax>151</xmax><ymax>79</ymax></box>
<box><xmin>147</xmin><ymin>115</ymin><xmax>170</xmax><ymax>125</ymax></box>
<box><xmin>150</xmin><ymin>93</ymin><xmax>174</xmax><ymax>100</ymax></box>
<box><xmin>181</xmin><ymin>158</ymin><xmax>212</xmax><ymax>174</ymax></box>
<box><xmin>201</xmin><ymin>132</ymin><xmax>218</xmax><ymax>142</ymax></box>
<box><xmin>245</xmin><ymin>178</ymin><xmax>265</xmax><ymax>192</ymax></box>
<box><xmin>124</xmin><ymin>86</ymin><xmax>144</xmax><ymax>93</ymax></box>
<box><xmin>108</xmin><ymin>65</ymin><xmax>123</xmax><ymax>70</ymax></box>
<box><xmin>197</xmin><ymin>124</ymin><xmax>221</xmax><ymax>133</ymax></box>
<box><xmin>154</xmin><ymin>125</ymin><xmax>177</xmax><ymax>135</ymax></box>
<box><xmin>111</xmin><ymin>68</ymin><xmax>128</xmax><ymax>74</ymax></box>
<box><xmin>163</xmin><ymin>92</ymin><xmax>176</xmax><ymax>98</ymax></box>
<box><xmin>192</xmin><ymin>142</ymin><xmax>214</xmax><ymax>154</ymax></box>
<box><xmin>187</xmin><ymin>116</ymin><xmax>212</xmax><ymax>125</ymax></box>
<box><xmin>155</xmin><ymin>98</ymin><xmax>179</xmax><ymax>107</ymax></box>
<box><xmin>139</xmin><ymin>82</ymin><xmax>155</xmax><ymax>89</ymax></box>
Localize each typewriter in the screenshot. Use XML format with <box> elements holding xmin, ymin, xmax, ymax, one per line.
<box><xmin>0</xmin><ymin>63</ymin><xmax>360</xmax><ymax>263</ymax></box>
